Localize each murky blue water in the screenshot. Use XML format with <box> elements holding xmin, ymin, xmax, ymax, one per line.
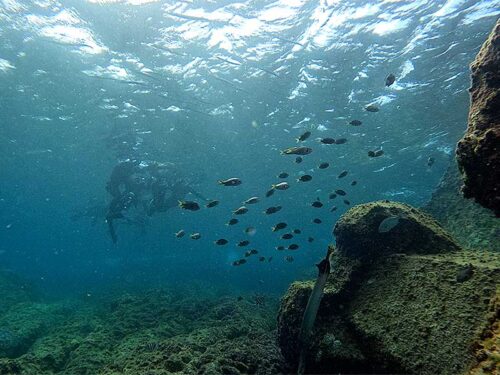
<box><xmin>0</xmin><ymin>0</ymin><xmax>498</xmax><ymax>297</ymax></box>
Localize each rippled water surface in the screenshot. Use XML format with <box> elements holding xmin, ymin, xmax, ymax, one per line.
<box><xmin>0</xmin><ymin>0</ymin><xmax>498</xmax><ymax>294</ymax></box>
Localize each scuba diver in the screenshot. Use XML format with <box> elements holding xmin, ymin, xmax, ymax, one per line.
<box><xmin>105</xmin><ymin>159</ymin><xmax>205</xmax><ymax>244</ymax></box>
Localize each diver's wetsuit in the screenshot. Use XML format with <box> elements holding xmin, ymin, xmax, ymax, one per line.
<box><xmin>105</xmin><ymin>161</ymin><xmax>204</xmax><ymax>243</ymax></box>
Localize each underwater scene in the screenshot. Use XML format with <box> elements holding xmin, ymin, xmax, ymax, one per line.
<box><xmin>1</xmin><ymin>0</ymin><xmax>499</xmax><ymax>374</ymax></box>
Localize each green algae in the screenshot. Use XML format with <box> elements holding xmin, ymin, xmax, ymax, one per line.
<box><xmin>0</xmin><ymin>283</ymin><xmax>284</xmax><ymax>375</ymax></box>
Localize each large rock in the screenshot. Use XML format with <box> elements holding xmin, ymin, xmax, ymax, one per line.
<box><xmin>333</xmin><ymin>200</ymin><xmax>461</xmax><ymax>260</ymax></box>
<box><xmin>277</xmin><ymin>201</ymin><xmax>500</xmax><ymax>374</ymax></box>
<box><xmin>424</xmin><ymin>162</ymin><xmax>500</xmax><ymax>251</ymax></box>
<box><xmin>456</xmin><ymin>20</ymin><xmax>500</xmax><ymax>217</ymax></box>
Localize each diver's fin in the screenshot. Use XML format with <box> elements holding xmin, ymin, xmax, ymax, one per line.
<box><xmin>106</xmin><ymin>219</ymin><xmax>118</xmax><ymax>244</ymax></box>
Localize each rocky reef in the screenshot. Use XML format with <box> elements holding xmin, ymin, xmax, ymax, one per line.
<box><xmin>0</xmin><ymin>279</ymin><xmax>284</xmax><ymax>374</ymax></box>
<box><xmin>424</xmin><ymin>162</ymin><xmax>500</xmax><ymax>251</ymax></box>
<box><xmin>278</xmin><ymin>201</ymin><xmax>500</xmax><ymax>374</ymax></box>
<box><xmin>456</xmin><ymin>19</ymin><xmax>500</xmax><ymax>216</ymax></box>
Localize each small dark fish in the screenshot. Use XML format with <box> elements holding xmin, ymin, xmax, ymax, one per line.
<box><xmin>298</xmin><ymin>174</ymin><xmax>312</xmax><ymax>182</ymax></box>
<box><xmin>272</xmin><ymin>182</ymin><xmax>289</xmax><ymax>190</ymax></box>
<box><xmin>237</xmin><ymin>296</ymin><xmax>243</xmax><ymax>301</ymax></box>
<box><xmin>338</xmin><ymin>170</ymin><xmax>348</xmax><ymax>178</ymax></box>
<box><xmin>329</xmin><ymin>193</ymin><xmax>337</xmax><ymax>200</ymax></box>
<box><xmin>250</xmin><ymin>249</ymin><xmax>258</xmax><ymax>255</ymax></box>
<box><xmin>296</xmin><ymin>131</ymin><xmax>311</xmax><ymax>142</ymax></box>
<box><xmin>272</xmin><ymin>222</ymin><xmax>287</xmax><ymax>232</ymax></box>
<box><xmin>233</xmin><ymin>206</ymin><xmax>249</xmax><ymax>215</ymax></box>
<box><xmin>368</xmin><ymin>149</ymin><xmax>384</xmax><ymax>157</ymax></box>
<box><xmin>179</xmin><ymin>200</ymin><xmax>200</xmax><ymax>211</ymax></box>
<box><xmin>335</xmin><ymin>138</ymin><xmax>347</xmax><ymax>144</ymax></box>
<box><xmin>349</xmin><ymin>120</ymin><xmax>362</xmax><ymax>126</ymax></box>
<box><xmin>218</xmin><ymin>178</ymin><xmax>242</xmax><ymax>186</ymax></box>
<box><xmin>206</xmin><ymin>200</ymin><xmax>219</xmax><ymax>208</ymax></box>
<box><xmin>308</xmin><ymin>237</ymin><xmax>314</xmax><ymax>243</ymax></box>
<box><xmin>288</xmin><ymin>244</ymin><xmax>299</xmax><ymax>250</ymax></box>
<box><xmin>281</xmin><ymin>146</ymin><xmax>312</xmax><ymax>155</ymax></box>
<box><xmin>330</xmin><ymin>206</ymin><xmax>338</xmax><ymax>212</ymax></box>
<box><xmin>285</xmin><ymin>256</ymin><xmax>294</xmax><ymax>262</ymax></box>
<box><xmin>266</xmin><ymin>188</ymin><xmax>275</xmax><ymax>198</ymax></box>
<box><xmin>276</xmin><ymin>246</ymin><xmax>285</xmax><ymax>251</ymax></box>
<box><xmin>238</xmin><ymin>240</ymin><xmax>250</xmax><ymax>247</ymax></box>
<box><xmin>245</xmin><ymin>227</ymin><xmax>257</xmax><ymax>235</ymax></box>
<box><xmin>233</xmin><ymin>259</ymin><xmax>247</xmax><ymax>266</ymax></box>
<box><xmin>312</xmin><ymin>218</ymin><xmax>322</xmax><ymax>224</ymax></box>
<box><xmin>281</xmin><ymin>233</ymin><xmax>293</xmax><ymax>240</ymax></box>
<box><xmin>268</xmin><ymin>257</ymin><xmax>273</xmax><ymax>262</ymax></box>
<box><xmin>311</xmin><ymin>200</ymin><xmax>323</xmax><ymax>208</ymax></box>
<box><xmin>335</xmin><ymin>189</ymin><xmax>346</xmax><ymax>196</ymax></box>
<box><xmin>244</xmin><ymin>197</ymin><xmax>259</xmax><ymax>204</ymax></box>
<box><xmin>278</xmin><ymin>172</ymin><xmax>289</xmax><ymax>178</ymax></box>
<box><xmin>244</xmin><ymin>250</ymin><xmax>252</xmax><ymax>257</ymax></box>
<box><xmin>227</xmin><ymin>218</ymin><xmax>239</xmax><ymax>225</ymax></box>
<box><xmin>320</xmin><ymin>137</ymin><xmax>335</xmax><ymax>144</ymax></box>
<box><xmin>264</xmin><ymin>206</ymin><xmax>282</xmax><ymax>215</ymax></box>
<box><xmin>318</xmin><ymin>162</ymin><xmax>329</xmax><ymax>169</ymax></box>
<box><xmin>215</xmin><ymin>238</ymin><xmax>228</xmax><ymax>245</ymax></box>
<box><xmin>365</xmin><ymin>104</ymin><xmax>379</xmax><ymax>112</ymax></box>
<box><xmin>344</xmin><ymin>199</ymin><xmax>350</xmax><ymax>205</ymax></box>
<box><xmin>259</xmin><ymin>256</ymin><xmax>266</xmax><ymax>262</ymax></box>
<box><xmin>293</xmin><ymin>229</ymin><xmax>301</xmax><ymax>234</ymax></box>
<box><xmin>190</xmin><ymin>233</ymin><xmax>201</xmax><ymax>240</ymax></box>
<box><xmin>385</xmin><ymin>73</ymin><xmax>396</xmax><ymax>87</ymax></box>
<box><xmin>427</xmin><ymin>157</ymin><xmax>435</xmax><ymax>167</ymax></box>
<box><xmin>175</xmin><ymin>229</ymin><xmax>185</xmax><ymax>238</ymax></box>
<box><xmin>351</xmin><ymin>180</ymin><xmax>357</xmax><ymax>186</ymax></box>
<box><xmin>295</xmin><ymin>156</ymin><xmax>303</xmax><ymax>164</ymax></box>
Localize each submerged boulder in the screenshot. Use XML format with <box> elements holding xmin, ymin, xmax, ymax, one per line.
<box><xmin>278</xmin><ymin>201</ymin><xmax>500</xmax><ymax>374</ymax></box>
<box><xmin>333</xmin><ymin>200</ymin><xmax>460</xmax><ymax>260</ymax></box>
<box><xmin>456</xmin><ymin>19</ymin><xmax>500</xmax><ymax>217</ymax></box>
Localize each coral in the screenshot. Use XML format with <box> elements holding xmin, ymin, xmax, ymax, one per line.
<box><xmin>0</xmin><ymin>288</ymin><xmax>284</xmax><ymax>374</ymax></box>
<box><xmin>424</xmin><ymin>162</ymin><xmax>500</xmax><ymax>251</ymax></box>
<box><xmin>456</xmin><ymin>19</ymin><xmax>500</xmax><ymax>216</ymax></box>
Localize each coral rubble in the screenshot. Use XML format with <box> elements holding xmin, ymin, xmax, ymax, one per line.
<box><xmin>456</xmin><ymin>19</ymin><xmax>500</xmax><ymax>216</ymax></box>
<box><xmin>0</xmin><ymin>281</ymin><xmax>284</xmax><ymax>374</ymax></box>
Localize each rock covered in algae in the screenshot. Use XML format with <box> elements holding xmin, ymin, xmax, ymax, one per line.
<box><xmin>333</xmin><ymin>200</ymin><xmax>461</xmax><ymax>260</ymax></box>
<box><xmin>0</xmin><ymin>288</ymin><xmax>284</xmax><ymax>374</ymax></box>
<box><xmin>424</xmin><ymin>162</ymin><xmax>500</xmax><ymax>251</ymax></box>
<box><xmin>278</xmin><ymin>201</ymin><xmax>500</xmax><ymax>374</ymax></box>
<box><xmin>456</xmin><ymin>19</ymin><xmax>500</xmax><ymax>217</ymax></box>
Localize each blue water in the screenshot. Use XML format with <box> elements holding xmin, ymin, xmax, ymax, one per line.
<box><xmin>0</xmin><ymin>0</ymin><xmax>498</xmax><ymax>297</ymax></box>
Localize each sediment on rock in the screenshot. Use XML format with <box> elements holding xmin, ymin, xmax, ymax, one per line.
<box><xmin>278</xmin><ymin>201</ymin><xmax>500</xmax><ymax>375</ymax></box>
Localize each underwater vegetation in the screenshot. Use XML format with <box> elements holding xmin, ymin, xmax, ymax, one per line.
<box><xmin>0</xmin><ymin>283</ymin><xmax>284</xmax><ymax>375</ymax></box>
